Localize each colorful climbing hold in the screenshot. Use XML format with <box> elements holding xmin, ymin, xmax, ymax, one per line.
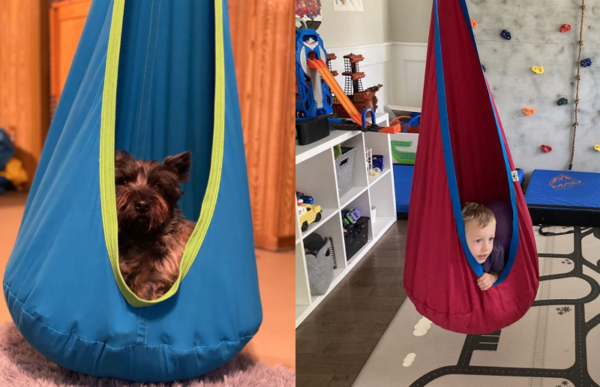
<box><xmin>557</xmin><ymin>98</ymin><xmax>569</xmax><ymax>106</ymax></box>
<box><xmin>523</xmin><ymin>108</ymin><xmax>536</xmax><ymax>116</ymax></box>
<box><xmin>532</xmin><ymin>66</ymin><xmax>544</xmax><ymax>74</ymax></box>
<box><xmin>471</xmin><ymin>19</ymin><xmax>478</xmax><ymax>28</ymax></box>
<box><xmin>581</xmin><ymin>58</ymin><xmax>592</xmax><ymax>67</ymax></box>
<box><xmin>595</xmin><ymin>144</ymin><xmax>600</xmax><ymax>152</ymax></box>
<box><xmin>482</xmin><ymin>64</ymin><xmax>486</xmax><ymax>72</ymax></box>
<box><xmin>541</xmin><ymin>145</ymin><xmax>553</xmax><ymax>153</ymax></box>
<box><xmin>560</xmin><ymin>24</ymin><xmax>572</xmax><ymax>33</ymax></box>
<box><xmin>500</xmin><ymin>30</ymin><xmax>512</xmax><ymax>40</ymax></box>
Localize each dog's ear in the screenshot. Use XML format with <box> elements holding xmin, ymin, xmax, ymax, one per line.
<box><xmin>163</xmin><ymin>151</ymin><xmax>192</xmax><ymax>183</ymax></box>
<box><xmin>115</xmin><ymin>150</ymin><xmax>133</xmax><ymax>163</ymax></box>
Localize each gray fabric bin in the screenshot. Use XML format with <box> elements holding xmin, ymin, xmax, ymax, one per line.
<box><xmin>335</xmin><ymin>147</ymin><xmax>355</xmax><ymax>197</ymax></box>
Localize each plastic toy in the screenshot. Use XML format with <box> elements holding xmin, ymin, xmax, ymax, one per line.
<box><xmin>560</xmin><ymin>24</ymin><xmax>572</xmax><ymax>33</ymax></box>
<box><xmin>298</xmin><ymin>203</ymin><xmax>323</xmax><ymax>231</ymax></box>
<box><xmin>557</xmin><ymin>98</ymin><xmax>568</xmax><ymax>106</ymax></box>
<box><xmin>595</xmin><ymin>144</ymin><xmax>600</xmax><ymax>152</ymax></box>
<box><xmin>500</xmin><ymin>29</ymin><xmax>512</xmax><ymax>40</ymax></box>
<box><xmin>523</xmin><ymin>108</ymin><xmax>535</xmax><ymax>116</ymax></box>
<box><xmin>532</xmin><ymin>66</ymin><xmax>544</xmax><ymax>74</ymax></box>
<box><xmin>471</xmin><ymin>19</ymin><xmax>477</xmax><ymax>28</ymax></box>
<box><xmin>541</xmin><ymin>144</ymin><xmax>553</xmax><ymax>153</ymax></box>
<box><xmin>581</xmin><ymin>58</ymin><xmax>592</xmax><ymax>67</ymax></box>
<box><xmin>390</xmin><ymin>113</ymin><xmax>421</xmax><ymax>134</ymax></box>
<box><xmin>372</xmin><ymin>155</ymin><xmax>384</xmax><ymax>170</ymax></box>
<box><xmin>300</xmin><ymin>195</ymin><xmax>314</xmax><ymax>204</ymax></box>
<box><xmin>331</xmin><ymin>53</ymin><xmax>382</xmax><ymax>118</ymax></box>
<box><xmin>295</xmin><ymin>29</ymin><xmax>334</xmax><ymax>119</ymax></box>
<box><xmin>342</xmin><ymin>208</ymin><xmax>361</xmax><ymax>226</ymax></box>
<box><xmin>296</xmin><ymin>190</ymin><xmax>314</xmax><ymax>204</ymax></box>
<box><xmin>297</xmin><ymin>30</ymin><xmax>400</xmax><ymax>134</ymax></box>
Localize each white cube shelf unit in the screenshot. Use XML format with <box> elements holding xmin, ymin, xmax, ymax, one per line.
<box><xmin>295</xmin><ymin>113</ymin><xmax>397</xmax><ymax>327</ymax></box>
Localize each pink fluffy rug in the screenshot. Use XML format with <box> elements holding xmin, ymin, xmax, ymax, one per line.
<box><xmin>0</xmin><ymin>322</ymin><xmax>295</xmax><ymax>386</ymax></box>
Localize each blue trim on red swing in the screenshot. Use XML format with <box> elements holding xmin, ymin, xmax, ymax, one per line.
<box><xmin>433</xmin><ymin>0</ymin><xmax>482</xmax><ymax>277</ymax></box>
<box><xmin>434</xmin><ymin>0</ymin><xmax>520</xmax><ymax>284</ymax></box>
<box><xmin>457</xmin><ymin>0</ymin><xmax>519</xmax><ymax>285</ymax></box>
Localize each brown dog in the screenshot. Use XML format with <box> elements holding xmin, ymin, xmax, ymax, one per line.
<box><xmin>115</xmin><ymin>150</ymin><xmax>195</xmax><ymax>300</ymax></box>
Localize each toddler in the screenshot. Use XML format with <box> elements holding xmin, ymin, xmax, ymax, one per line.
<box><xmin>462</xmin><ymin>201</ymin><xmax>512</xmax><ymax>291</ymax></box>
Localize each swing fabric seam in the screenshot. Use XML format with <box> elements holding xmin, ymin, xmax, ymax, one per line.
<box><xmin>405</xmin><ymin>286</ymin><xmax>533</xmax><ymax>317</ymax></box>
<box><xmin>3</xmin><ymin>283</ymin><xmax>253</xmax><ymax>351</ymax></box>
<box><xmin>99</xmin><ymin>0</ymin><xmax>226</xmax><ymax>307</ymax></box>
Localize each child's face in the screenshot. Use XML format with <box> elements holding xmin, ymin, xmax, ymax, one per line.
<box><xmin>465</xmin><ymin>219</ymin><xmax>496</xmax><ymax>264</ymax></box>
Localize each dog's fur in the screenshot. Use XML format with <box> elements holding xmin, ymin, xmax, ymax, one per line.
<box><xmin>115</xmin><ymin>150</ymin><xmax>195</xmax><ymax>300</ymax></box>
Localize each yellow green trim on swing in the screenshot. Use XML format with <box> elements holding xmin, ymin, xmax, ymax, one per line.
<box><xmin>99</xmin><ymin>0</ymin><xmax>226</xmax><ymax>307</ymax></box>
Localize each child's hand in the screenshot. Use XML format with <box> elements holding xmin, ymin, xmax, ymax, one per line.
<box><xmin>477</xmin><ymin>273</ymin><xmax>498</xmax><ymax>291</ymax></box>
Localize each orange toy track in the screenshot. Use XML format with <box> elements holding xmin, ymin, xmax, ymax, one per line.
<box><xmin>307</xmin><ymin>58</ymin><xmax>364</xmax><ymax>126</ymax></box>
<box><xmin>307</xmin><ymin>58</ymin><xmax>400</xmax><ymax>134</ymax></box>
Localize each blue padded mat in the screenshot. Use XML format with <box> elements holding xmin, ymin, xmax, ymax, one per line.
<box><xmin>394</xmin><ymin>164</ymin><xmax>414</xmax><ymax>215</ymax></box>
<box><xmin>525</xmin><ymin>169</ymin><xmax>600</xmax><ymax>227</ymax></box>
<box><xmin>525</xmin><ymin>169</ymin><xmax>600</xmax><ymax>208</ymax></box>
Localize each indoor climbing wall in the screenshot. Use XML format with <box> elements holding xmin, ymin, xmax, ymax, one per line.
<box><xmin>468</xmin><ymin>0</ymin><xmax>600</xmax><ymax>178</ymax></box>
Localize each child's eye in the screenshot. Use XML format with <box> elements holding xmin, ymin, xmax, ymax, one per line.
<box><xmin>476</xmin><ymin>239</ymin><xmax>482</xmax><ymax>243</ymax></box>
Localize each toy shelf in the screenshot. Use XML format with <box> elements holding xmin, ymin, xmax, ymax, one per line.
<box><xmin>368</xmin><ymin>168</ymin><xmax>391</xmax><ymax>187</ymax></box>
<box><xmin>296</xmin><ymin>113</ymin><xmax>397</xmax><ymax>328</ymax></box>
<box><xmin>297</xmin><ymin>207</ymin><xmax>338</xmax><ymax>244</ymax></box>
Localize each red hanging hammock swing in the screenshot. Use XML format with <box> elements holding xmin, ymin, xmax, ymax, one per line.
<box><xmin>403</xmin><ymin>0</ymin><xmax>539</xmax><ymax>335</ymax></box>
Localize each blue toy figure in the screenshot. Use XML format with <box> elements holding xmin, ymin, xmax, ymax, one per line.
<box><xmin>295</xmin><ymin>29</ymin><xmax>334</xmax><ymax>119</ymax></box>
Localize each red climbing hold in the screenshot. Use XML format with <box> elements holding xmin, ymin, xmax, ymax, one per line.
<box><xmin>560</xmin><ymin>24</ymin><xmax>572</xmax><ymax>33</ymax></box>
<box><xmin>540</xmin><ymin>145</ymin><xmax>553</xmax><ymax>153</ymax></box>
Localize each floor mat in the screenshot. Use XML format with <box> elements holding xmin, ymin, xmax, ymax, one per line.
<box><xmin>353</xmin><ymin>226</ymin><xmax>600</xmax><ymax>387</ymax></box>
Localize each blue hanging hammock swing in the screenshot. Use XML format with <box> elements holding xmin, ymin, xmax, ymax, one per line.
<box><xmin>3</xmin><ymin>0</ymin><xmax>262</xmax><ymax>382</ymax></box>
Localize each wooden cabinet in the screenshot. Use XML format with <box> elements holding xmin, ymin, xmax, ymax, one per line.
<box><xmin>49</xmin><ymin>0</ymin><xmax>92</xmax><ymax>117</ymax></box>
<box><xmin>0</xmin><ymin>0</ymin><xmax>50</xmax><ymax>191</ymax></box>
<box><xmin>47</xmin><ymin>0</ymin><xmax>295</xmax><ymax>251</ymax></box>
<box><xmin>228</xmin><ymin>0</ymin><xmax>296</xmax><ymax>251</ymax></box>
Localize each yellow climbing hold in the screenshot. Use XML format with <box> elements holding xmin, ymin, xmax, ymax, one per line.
<box><xmin>595</xmin><ymin>144</ymin><xmax>600</xmax><ymax>152</ymax></box>
<box><xmin>532</xmin><ymin>66</ymin><xmax>544</xmax><ymax>74</ymax></box>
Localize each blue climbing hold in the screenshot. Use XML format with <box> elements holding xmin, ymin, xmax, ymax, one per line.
<box><xmin>500</xmin><ymin>29</ymin><xmax>512</xmax><ymax>40</ymax></box>
<box><xmin>581</xmin><ymin>58</ymin><xmax>592</xmax><ymax>67</ymax></box>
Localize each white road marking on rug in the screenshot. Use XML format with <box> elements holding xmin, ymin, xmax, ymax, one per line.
<box><xmin>403</xmin><ymin>353</ymin><xmax>416</xmax><ymax>367</ymax></box>
<box><xmin>413</xmin><ymin>317</ymin><xmax>433</xmax><ymax>336</ymax></box>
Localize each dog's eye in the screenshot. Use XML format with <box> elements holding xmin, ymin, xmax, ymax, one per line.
<box><xmin>117</xmin><ymin>179</ymin><xmax>128</xmax><ymax>185</ymax></box>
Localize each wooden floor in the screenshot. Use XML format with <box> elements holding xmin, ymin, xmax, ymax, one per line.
<box><xmin>0</xmin><ymin>191</ymin><xmax>295</xmax><ymax>371</ymax></box>
<box><xmin>296</xmin><ymin>221</ymin><xmax>408</xmax><ymax>387</ymax></box>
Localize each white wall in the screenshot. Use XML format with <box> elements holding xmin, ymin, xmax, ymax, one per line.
<box><xmin>317</xmin><ymin>0</ymin><xmax>393</xmax><ymax>113</ymax></box>
<box><xmin>318</xmin><ymin>0</ymin><xmax>391</xmax><ymax>47</ymax></box>
<box><xmin>389</xmin><ymin>0</ymin><xmax>433</xmax><ymax>44</ymax></box>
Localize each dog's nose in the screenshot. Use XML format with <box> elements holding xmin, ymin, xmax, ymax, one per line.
<box><xmin>135</xmin><ymin>201</ymin><xmax>149</xmax><ymax>213</ymax></box>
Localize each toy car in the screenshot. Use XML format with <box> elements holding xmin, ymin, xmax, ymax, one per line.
<box><xmin>296</xmin><ymin>190</ymin><xmax>314</xmax><ymax>204</ymax></box>
<box><xmin>342</xmin><ymin>208</ymin><xmax>361</xmax><ymax>226</ymax></box>
<box><xmin>298</xmin><ymin>203</ymin><xmax>322</xmax><ymax>231</ymax></box>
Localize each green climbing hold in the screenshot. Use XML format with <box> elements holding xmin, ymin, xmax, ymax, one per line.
<box><xmin>557</xmin><ymin>98</ymin><xmax>568</xmax><ymax>106</ymax></box>
<box><xmin>482</xmin><ymin>64</ymin><xmax>486</xmax><ymax>72</ymax></box>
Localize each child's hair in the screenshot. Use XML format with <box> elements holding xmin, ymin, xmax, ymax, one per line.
<box><xmin>462</xmin><ymin>202</ymin><xmax>495</xmax><ymax>228</ymax></box>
